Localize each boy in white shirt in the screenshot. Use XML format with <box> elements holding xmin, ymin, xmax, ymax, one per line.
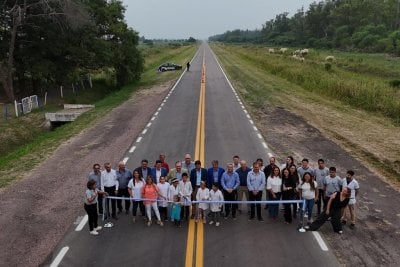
<box><xmin>341</xmin><ymin>170</ymin><xmax>360</xmax><ymax>229</ymax></box>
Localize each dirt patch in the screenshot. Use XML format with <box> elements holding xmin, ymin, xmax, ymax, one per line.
<box><xmin>255</xmin><ymin>105</ymin><xmax>400</xmax><ymax>266</ymax></box>
<box><xmin>0</xmin><ymin>81</ymin><xmax>173</xmax><ymax>267</ymax></box>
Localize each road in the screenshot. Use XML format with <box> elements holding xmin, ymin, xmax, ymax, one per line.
<box><xmin>45</xmin><ymin>43</ymin><xmax>339</xmax><ymax>267</ymax></box>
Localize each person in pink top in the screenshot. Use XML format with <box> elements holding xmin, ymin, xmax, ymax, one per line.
<box><xmin>141</xmin><ymin>176</ymin><xmax>166</xmax><ymax>226</ymax></box>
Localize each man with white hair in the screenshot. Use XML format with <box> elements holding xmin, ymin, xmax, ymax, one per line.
<box><xmin>182</xmin><ymin>154</ymin><xmax>195</xmax><ymax>174</ymax></box>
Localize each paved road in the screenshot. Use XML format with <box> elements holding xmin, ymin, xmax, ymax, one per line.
<box><xmin>45</xmin><ymin>43</ymin><xmax>339</xmax><ymax>267</ymax></box>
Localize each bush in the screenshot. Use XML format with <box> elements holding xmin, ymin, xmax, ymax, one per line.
<box><xmin>389</xmin><ymin>79</ymin><xmax>400</xmax><ymax>88</ymax></box>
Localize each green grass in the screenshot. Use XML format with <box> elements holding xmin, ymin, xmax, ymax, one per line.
<box><xmin>0</xmin><ymin>43</ymin><xmax>198</xmax><ymax>188</ymax></box>
<box><xmin>214</xmin><ymin>44</ymin><xmax>400</xmax><ymax>123</ymax></box>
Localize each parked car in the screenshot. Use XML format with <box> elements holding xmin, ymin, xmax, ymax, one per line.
<box><xmin>157</xmin><ymin>63</ymin><xmax>182</xmax><ymax>72</ymax></box>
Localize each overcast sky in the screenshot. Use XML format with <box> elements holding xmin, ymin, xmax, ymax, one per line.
<box><xmin>122</xmin><ymin>0</ymin><xmax>316</xmax><ymax>39</ymax></box>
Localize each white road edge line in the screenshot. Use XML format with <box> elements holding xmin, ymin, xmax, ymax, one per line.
<box><xmin>129</xmin><ymin>146</ymin><xmax>136</xmax><ymax>153</ymax></box>
<box><xmin>268</xmin><ymin>152</ymin><xmax>273</xmax><ymax>158</ymax></box>
<box><xmin>253</xmin><ymin>126</ymin><xmax>257</xmax><ymax>131</ymax></box>
<box><xmin>136</xmin><ymin>137</ymin><xmax>142</xmax><ymax>143</ymax></box>
<box><xmin>50</xmin><ymin>246</ymin><xmax>69</xmax><ymax>267</ymax></box>
<box><xmin>75</xmin><ymin>215</ymin><xmax>88</xmax><ymax>231</ymax></box>
<box><xmin>151</xmin><ymin>117</ymin><xmax>156</xmax><ymax>121</ymax></box>
<box><xmin>123</xmin><ymin>157</ymin><xmax>129</xmax><ymax>164</ymax></box>
<box><xmin>142</xmin><ymin>129</ymin><xmax>147</xmax><ymax>135</ymax></box>
<box><xmin>257</xmin><ymin>133</ymin><xmax>262</xmax><ymax>139</ymax></box>
<box><xmin>249</xmin><ymin>120</ymin><xmax>254</xmax><ymax>124</ymax></box>
<box><xmin>262</xmin><ymin>142</ymin><xmax>268</xmax><ymax>149</ymax></box>
<box><xmin>154</xmin><ymin>112</ymin><xmax>159</xmax><ymax>116</ymax></box>
<box><xmin>146</xmin><ymin>122</ymin><xmax>152</xmax><ymax>127</ymax></box>
<box><xmin>312</xmin><ymin>232</ymin><xmax>329</xmax><ymax>251</ymax></box>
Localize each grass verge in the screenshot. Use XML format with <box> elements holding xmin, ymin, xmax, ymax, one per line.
<box><xmin>211</xmin><ymin>43</ymin><xmax>400</xmax><ymax>185</ymax></box>
<box><xmin>0</xmin><ymin>43</ymin><xmax>198</xmax><ymax>188</ymax></box>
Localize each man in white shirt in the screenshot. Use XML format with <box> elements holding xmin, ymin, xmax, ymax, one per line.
<box><xmin>341</xmin><ymin>170</ymin><xmax>360</xmax><ymax>229</ymax></box>
<box><xmin>101</xmin><ymin>162</ymin><xmax>119</xmax><ymax>220</ymax></box>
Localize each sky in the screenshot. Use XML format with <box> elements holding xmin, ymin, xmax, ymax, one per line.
<box><xmin>122</xmin><ymin>0</ymin><xmax>316</xmax><ymax>39</ymax></box>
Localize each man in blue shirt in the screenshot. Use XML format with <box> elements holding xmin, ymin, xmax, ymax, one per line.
<box><xmin>221</xmin><ymin>163</ymin><xmax>240</xmax><ymax>219</ymax></box>
<box><xmin>116</xmin><ymin>161</ymin><xmax>133</xmax><ymax>214</ymax></box>
<box><xmin>247</xmin><ymin>162</ymin><xmax>266</xmax><ymax>221</ymax></box>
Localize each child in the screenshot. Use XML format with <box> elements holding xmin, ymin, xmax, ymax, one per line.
<box><xmin>157</xmin><ymin>176</ymin><xmax>170</xmax><ymax>222</ymax></box>
<box><xmin>178</xmin><ymin>173</ymin><xmax>192</xmax><ymax>221</ymax></box>
<box><xmin>209</xmin><ymin>182</ymin><xmax>224</xmax><ymax>227</ymax></box>
<box><xmin>170</xmin><ymin>195</ymin><xmax>182</xmax><ymax>227</ymax></box>
<box><xmin>84</xmin><ymin>180</ymin><xmax>107</xmax><ymax>235</ymax></box>
<box><xmin>196</xmin><ymin>181</ymin><xmax>210</xmax><ymax>223</ymax></box>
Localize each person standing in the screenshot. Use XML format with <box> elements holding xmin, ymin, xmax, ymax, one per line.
<box><xmin>209</xmin><ymin>183</ymin><xmax>224</xmax><ymax>227</ymax></box>
<box><xmin>280</xmin><ymin>156</ymin><xmax>295</xmax><ymax>170</ymax></box>
<box><xmin>134</xmin><ymin>159</ymin><xmax>152</xmax><ymax>179</ymax></box>
<box><xmin>206</xmin><ymin>160</ymin><xmax>225</xmax><ymax>189</ymax></box>
<box><xmin>159</xmin><ymin>153</ymin><xmax>170</xmax><ymax>173</ymax></box>
<box><xmin>127</xmin><ymin>170</ymin><xmax>145</xmax><ymax>223</ymax></box>
<box><xmin>87</xmin><ymin>163</ymin><xmax>103</xmax><ymax>215</ymax></box>
<box><xmin>221</xmin><ymin>163</ymin><xmax>240</xmax><ymax>220</ymax></box>
<box><xmin>196</xmin><ymin>181</ymin><xmax>210</xmax><ymax>223</ymax></box>
<box><xmin>101</xmin><ymin>162</ymin><xmax>119</xmax><ymax>220</ymax></box>
<box><xmin>298</xmin><ymin>172</ymin><xmax>318</xmax><ymax>226</ymax></box>
<box><xmin>157</xmin><ymin>176</ymin><xmax>170</xmax><ymax>222</ymax></box>
<box><xmin>247</xmin><ymin>162</ymin><xmax>266</xmax><ymax>221</ymax></box>
<box><xmin>190</xmin><ymin>160</ymin><xmax>208</xmax><ymax>218</ymax></box>
<box><xmin>315</xmin><ymin>159</ymin><xmax>329</xmax><ymax>215</ymax></box>
<box><xmin>288</xmin><ymin>164</ymin><xmax>299</xmax><ymax>218</ymax></box>
<box><xmin>341</xmin><ymin>170</ymin><xmax>360</xmax><ymax>229</ymax></box>
<box><xmin>167</xmin><ymin>161</ymin><xmax>188</xmax><ymax>183</ymax></box>
<box><xmin>178</xmin><ymin>173</ymin><xmax>193</xmax><ymax>221</ymax></box>
<box><xmin>186</xmin><ymin>61</ymin><xmax>191</xmax><ymax>71</ymax></box>
<box><xmin>297</xmin><ymin>158</ymin><xmax>315</xmax><ymax>180</ymax></box>
<box><xmin>182</xmin><ymin>154</ymin><xmax>195</xmax><ymax>174</ymax></box>
<box><xmin>236</xmin><ymin>160</ymin><xmax>251</xmax><ymax>213</ymax></box>
<box><xmin>323</xmin><ymin>167</ymin><xmax>343</xmax><ymax>211</ymax></box>
<box><xmin>309</xmin><ymin>188</ymin><xmax>350</xmax><ymax>234</ymax></box>
<box><xmin>116</xmin><ymin>161</ymin><xmax>132</xmax><ymax>214</ymax></box>
<box><xmin>281</xmin><ymin>168</ymin><xmax>297</xmax><ymax>224</ymax></box>
<box><xmin>267</xmin><ymin>166</ymin><xmax>282</xmax><ymax>219</ymax></box>
<box><xmin>141</xmin><ymin>176</ymin><xmax>166</xmax><ymax>226</ymax></box>
<box><xmin>263</xmin><ymin>157</ymin><xmax>276</xmax><ymax>210</ymax></box>
<box><xmin>170</xmin><ymin>195</ymin><xmax>182</xmax><ymax>227</ymax></box>
<box><xmin>84</xmin><ymin>180</ymin><xmax>107</xmax><ymax>235</ymax></box>
<box><xmin>151</xmin><ymin>160</ymin><xmax>168</xmax><ymax>184</ymax></box>
<box><xmin>233</xmin><ymin>155</ymin><xmax>240</xmax><ymax>171</ymax></box>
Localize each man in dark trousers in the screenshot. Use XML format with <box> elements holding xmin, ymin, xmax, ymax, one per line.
<box><xmin>186</xmin><ymin>61</ymin><xmax>190</xmax><ymax>71</ymax></box>
<box><xmin>190</xmin><ymin>160</ymin><xmax>207</xmax><ymax>218</ymax></box>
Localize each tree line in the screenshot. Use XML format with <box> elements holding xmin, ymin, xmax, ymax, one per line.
<box><xmin>209</xmin><ymin>0</ymin><xmax>400</xmax><ymax>55</ymax></box>
<box><xmin>0</xmin><ymin>0</ymin><xmax>144</xmax><ymax>102</ymax></box>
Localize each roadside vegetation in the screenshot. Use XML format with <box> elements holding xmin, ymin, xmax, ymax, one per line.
<box><xmin>0</xmin><ymin>43</ymin><xmax>197</xmax><ymax>188</ymax></box>
<box><xmin>211</xmin><ymin>43</ymin><xmax>400</xmax><ymax>185</ymax></box>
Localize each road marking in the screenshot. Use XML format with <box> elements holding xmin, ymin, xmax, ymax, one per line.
<box><xmin>312</xmin><ymin>232</ymin><xmax>329</xmax><ymax>251</ymax></box>
<box><xmin>129</xmin><ymin>146</ymin><xmax>136</xmax><ymax>153</ymax></box>
<box><xmin>246</xmin><ymin>114</ymin><xmax>251</xmax><ymax>119</ymax></box>
<box><xmin>151</xmin><ymin>116</ymin><xmax>156</xmax><ymax>121</ymax></box>
<box><xmin>75</xmin><ymin>215</ymin><xmax>88</xmax><ymax>231</ymax></box>
<box><xmin>249</xmin><ymin>120</ymin><xmax>254</xmax><ymax>124</ymax></box>
<box><xmin>196</xmin><ymin>220</ymin><xmax>204</xmax><ymax>267</ymax></box>
<box><xmin>262</xmin><ymin>142</ymin><xmax>268</xmax><ymax>149</ymax></box>
<box><xmin>186</xmin><ymin>49</ymin><xmax>206</xmax><ymax>267</ymax></box>
<box><xmin>142</xmin><ymin>129</ymin><xmax>147</xmax><ymax>135</ymax></box>
<box><xmin>268</xmin><ymin>152</ymin><xmax>273</xmax><ymax>158</ymax></box>
<box><xmin>257</xmin><ymin>133</ymin><xmax>262</xmax><ymax>139</ymax></box>
<box><xmin>244</xmin><ymin>110</ymin><xmax>248</xmax><ymax>114</ymax></box>
<box><xmin>49</xmin><ymin>246</ymin><xmax>69</xmax><ymax>267</ymax></box>
<box><xmin>136</xmin><ymin>137</ymin><xmax>142</xmax><ymax>143</ymax></box>
<box><xmin>157</xmin><ymin>107</ymin><xmax>162</xmax><ymax>111</ymax></box>
<box><xmin>253</xmin><ymin>126</ymin><xmax>257</xmax><ymax>131</ymax></box>
<box><xmin>147</xmin><ymin>122</ymin><xmax>152</xmax><ymax>127</ymax></box>
<box><xmin>154</xmin><ymin>112</ymin><xmax>159</xmax><ymax>116</ymax></box>
<box><xmin>123</xmin><ymin>157</ymin><xmax>129</xmax><ymax>164</ymax></box>
<box><xmin>161</xmin><ymin>103</ymin><xmax>164</xmax><ymax>107</ymax></box>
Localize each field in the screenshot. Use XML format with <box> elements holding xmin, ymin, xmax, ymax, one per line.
<box><xmin>211</xmin><ymin>43</ymin><xmax>400</xmax><ymax>185</ymax></box>
<box><xmin>0</xmin><ymin>43</ymin><xmax>197</xmax><ymax>188</ymax></box>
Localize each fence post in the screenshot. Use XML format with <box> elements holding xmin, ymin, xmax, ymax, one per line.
<box><xmin>44</xmin><ymin>91</ymin><xmax>47</xmax><ymax>105</ymax></box>
<box><xmin>60</xmin><ymin>86</ymin><xmax>63</xmax><ymax>98</ymax></box>
<box><xmin>14</xmin><ymin>100</ymin><xmax>19</xmax><ymax>117</ymax></box>
<box><xmin>88</xmin><ymin>74</ymin><xmax>93</xmax><ymax>88</ymax></box>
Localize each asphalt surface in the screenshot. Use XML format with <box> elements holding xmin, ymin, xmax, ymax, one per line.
<box><xmin>45</xmin><ymin>43</ymin><xmax>339</xmax><ymax>267</ymax></box>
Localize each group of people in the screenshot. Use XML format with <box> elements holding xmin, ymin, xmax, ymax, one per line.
<box><xmin>84</xmin><ymin>154</ymin><xmax>360</xmax><ymax>236</ymax></box>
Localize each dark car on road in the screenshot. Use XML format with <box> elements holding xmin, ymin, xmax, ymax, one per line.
<box><xmin>158</xmin><ymin>63</ymin><xmax>182</xmax><ymax>72</ymax></box>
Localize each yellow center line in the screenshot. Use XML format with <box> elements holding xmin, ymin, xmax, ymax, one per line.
<box><xmin>185</xmin><ymin>49</ymin><xmax>206</xmax><ymax>267</ymax></box>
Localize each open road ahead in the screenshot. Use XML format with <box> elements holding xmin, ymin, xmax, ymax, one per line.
<box><xmin>45</xmin><ymin>43</ymin><xmax>339</xmax><ymax>267</ymax></box>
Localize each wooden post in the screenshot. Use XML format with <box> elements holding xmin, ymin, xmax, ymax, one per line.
<box><xmin>88</xmin><ymin>74</ymin><xmax>93</xmax><ymax>88</ymax></box>
<box><xmin>60</xmin><ymin>86</ymin><xmax>63</xmax><ymax>98</ymax></box>
<box><xmin>44</xmin><ymin>91</ymin><xmax>47</xmax><ymax>105</ymax></box>
<box><xmin>14</xmin><ymin>100</ymin><xmax>18</xmax><ymax>117</ymax></box>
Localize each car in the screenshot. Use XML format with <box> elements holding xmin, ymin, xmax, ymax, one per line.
<box><xmin>157</xmin><ymin>63</ymin><xmax>182</xmax><ymax>72</ymax></box>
